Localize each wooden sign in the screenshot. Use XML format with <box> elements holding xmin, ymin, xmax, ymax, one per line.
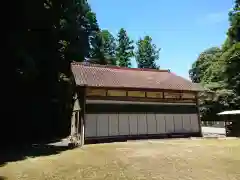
<box><xmin>164</xmin><ymin>92</ymin><xmax>181</xmax><ymax>99</ymax></box>
<box><xmin>86</xmin><ymin>88</ymin><xmax>106</xmax><ymax>96</ymax></box>
<box><xmin>107</xmin><ymin>90</ymin><xmax>127</xmax><ymax>97</ymax></box>
<box><xmin>128</xmin><ymin>91</ymin><xmax>145</xmax><ymax>97</ymax></box>
<box><xmin>146</xmin><ymin>92</ymin><xmax>163</xmax><ymax>98</ymax></box>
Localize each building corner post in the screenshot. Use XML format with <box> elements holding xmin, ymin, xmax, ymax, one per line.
<box><xmin>79</xmin><ymin>86</ymin><xmax>86</xmax><ymax>147</ymax></box>
<box><xmin>196</xmin><ymin>92</ymin><xmax>203</xmax><ymax>137</ymax></box>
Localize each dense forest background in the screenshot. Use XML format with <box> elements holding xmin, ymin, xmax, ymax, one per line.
<box><xmin>189</xmin><ymin>1</ymin><xmax>240</xmax><ymax>135</ymax></box>
<box><xmin>2</xmin><ymin>0</ymin><xmax>239</xmax><ymax>146</ymax></box>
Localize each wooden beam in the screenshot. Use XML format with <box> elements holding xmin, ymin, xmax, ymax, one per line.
<box><xmin>86</xmin><ymin>87</ymin><xmax>197</xmax><ymax>103</ymax></box>
<box><xmin>87</xmin><ymin>95</ymin><xmax>197</xmax><ymax>104</ymax></box>
<box><xmin>86</xmin><ymin>86</ymin><xmax>201</xmax><ymax>93</ymax></box>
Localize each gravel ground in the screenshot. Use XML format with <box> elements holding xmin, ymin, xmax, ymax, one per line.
<box><xmin>1</xmin><ymin>139</ymin><xmax>240</xmax><ymax>180</ymax></box>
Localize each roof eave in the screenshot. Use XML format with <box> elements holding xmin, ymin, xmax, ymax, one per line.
<box><xmin>79</xmin><ymin>84</ymin><xmax>201</xmax><ymax>92</ymax></box>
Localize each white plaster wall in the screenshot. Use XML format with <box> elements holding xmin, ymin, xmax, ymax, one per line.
<box><xmin>147</xmin><ymin>113</ymin><xmax>157</xmax><ymax>134</ymax></box>
<box><xmin>129</xmin><ymin>114</ymin><xmax>138</xmax><ymax>135</ymax></box>
<box><xmin>97</xmin><ymin>114</ymin><xmax>109</xmax><ymax>136</ymax></box>
<box><xmin>165</xmin><ymin>115</ymin><xmax>174</xmax><ymax>133</ymax></box>
<box><xmin>190</xmin><ymin>114</ymin><xmax>199</xmax><ymax>132</ymax></box>
<box><xmin>174</xmin><ymin>114</ymin><xmax>184</xmax><ymax>133</ymax></box>
<box><xmin>156</xmin><ymin>114</ymin><xmax>166</xmax><ymax>134</ymax></box>
<box><xmin>108</xmin><ymin>114</ymin><xmax>119</xmax><ymax>136</ymax></box>
<box><xmin>85</xmin><ymin>113</ymin><xmax>200</xmax><ymax>138</ymax></box>
<box><xmin>182</xmin><ymin>114</ymin><xmax>191</xmax><ymax>132</ymax></box>
<box><xmin>85</xmin><ymin>114</ymin><xmax>97</xmax><ymax>137</ymax></box>
<box><xmin>137</xmin><ymin>114</ymin><xmax>147</xmax><ymax>135</ymax></box>
<box><xmin>119</xmin><ymin>114</ymin><xmax>129</xmax><ymax>135</ymax></box>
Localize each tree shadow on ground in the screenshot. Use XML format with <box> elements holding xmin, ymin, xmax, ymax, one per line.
<box><xmin>84</xmin><ymin>133</ymin><xmax>196</xmax><ymax>145</ymax></box>
<box><xmin>0</xmin><ymin>176</ymin><xmax>7</xmax><ymax>180</ymax></box>
<box><xmin>0</xmin><ymin>141</ymin><xmax>71</xmax><ymax>167</ymax></box>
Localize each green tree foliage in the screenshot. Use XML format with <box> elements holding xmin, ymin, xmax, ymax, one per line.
<box><xmin>62</xmin><ymin>1</ymin><xmax>98</xmax><ymax>62</ymax></box>
<box><xmin>88</xmin><ymin>31</ymin><xmax>107</xmax><ymax>64</ymax></box>
<box><xmin>3</xmin><ymin>0</ymin><xmax>98</xmax><ymax>144</ymax></box>
<box><xmin>135</xmin><ymin>36</ymin><xmax>160</xmax><ymax>69</ymax></box>
<box><xmin>224</xmin><ymin>1</ymin><xmax>240</xmax><ymax>109</ymax></box>
<box><xmin>101</xmin><ymin>30</ymin><xmax>117</xmax><ymax>65</ymax></box>
<box><xmin>89</xmin><ymin>29</ymin><xmax>117</xmax><ymax>65</ymax></box>
<box><xmin>189</xmin><ymin>47</ymin><xmax>225</xmax><ymax>121</ymax></box>
<box><xmin>189</xmin><ymin>47</ymin><xmax>221</xmax><ymax>83</ymax></box>
<box><xmin>116</xmin><ymin>28</ymin><xmax>134</xmax><ymax>67</ymax></box>
<box><xmin>228</xmin><ymin>0</ymin><xmax>240</xmax><ymax>44</ymax></box>
<box><xmin>189</xmin><ymin>0</ymin><xmax>240</xmax><ymax>135</ymax></box>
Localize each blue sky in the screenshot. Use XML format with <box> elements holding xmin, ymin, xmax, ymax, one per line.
<box><xmin>88</xmin><ymin>0</ymin><xmax>234</xmax><ymax>79</ymax></box>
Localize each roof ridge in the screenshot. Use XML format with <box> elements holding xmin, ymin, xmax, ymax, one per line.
<box><xmin>71</xmin><ymin>61</ymin><xmax>170</xmax><ymax>73</ymax></box>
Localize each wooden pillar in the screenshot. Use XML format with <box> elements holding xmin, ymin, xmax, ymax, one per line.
<box><xmin>70</xmin><ymin>111</ymin><xmax>75</xmax><ymax>136</ymax></box>
<box><xmin>76</xmin><ymin>110</ymin><xmax>80</xmax><ymax>140</ymax></box>
<box><xmin>196</xmin><ymin>92</ymin><xmax>203</xmax><ymax>137</ymax></box>
<box><xmin>78</xmin><ymin>86</ymin><xmax>86</xmax><ymax>147</ymax></box>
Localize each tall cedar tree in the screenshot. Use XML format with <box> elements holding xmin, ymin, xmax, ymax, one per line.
<box><xmin>89</xmin><ymin>30</ymin><xmax>117</xmax><ymax>65</ymax></box>
<box><xmin>88</xmin><ymin>31</ymin><xmax>107</xmax><ymax>64</ymax></box>
<box><xmin>135</xmin><ymin>36</ymin><xmax>160</xmax><ymax>69</ymax></box>
<box><xmin>87</xmin><ymin>13</ymin><xmax>106</xmax><ymax>64</ymax></box>
<box><xmin>101</xmin><ymin>30</ymin><xmax>117</xmax><ymax>65</ymax></box>
<box><xmin>116</xmin><ymin>28</ymin><xmax>134</xmax><ymax>67</ymax></box>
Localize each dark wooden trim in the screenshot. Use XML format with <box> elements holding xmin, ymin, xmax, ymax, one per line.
<box><xmin>87</xmin><ymin>95</ymin><xmax>197</xmax><ymax>103</ymax></box>
<box><xmin>86</xmin><ymin>86</ymin><xmax>201</xmax><ymax>93</ymax></box>
<box><xmin>86</xmin><ymin>103</ymin><xmax>198</xmax><ymax>114</ymax></box>
<box><xmin>87</xmin><ymin>99</ymin><xmax>196</xmax><ymax>105</ymax></box>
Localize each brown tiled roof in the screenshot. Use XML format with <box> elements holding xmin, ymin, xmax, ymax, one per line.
<box><xmin>71</xmin><ymin>62</ymin><xmax>204</xmax><ymax>92</ymax></box>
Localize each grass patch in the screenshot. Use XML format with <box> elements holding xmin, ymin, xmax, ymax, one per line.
<box><xmin>1</xmin><ymin>139</ymin><xmax>240</xmax><ymax>180</ymax></box>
